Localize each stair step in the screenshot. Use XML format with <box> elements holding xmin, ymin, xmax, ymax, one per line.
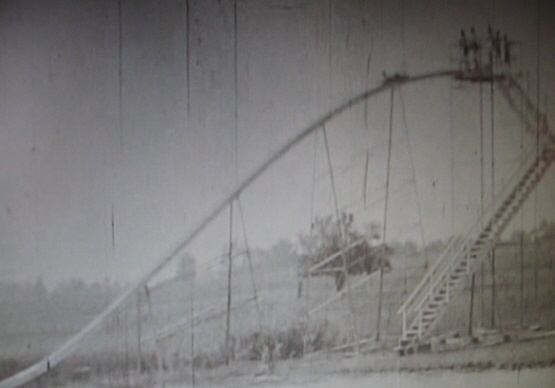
<box><xmin>399</xmin><ymin>339</ymin><xmax>413</xmax><ymax>347</ymax></box>
<box><xmin>411</xmin><ymin>323</ymin><xmax>430</xmax><ymax>331</ymax></box>
<box><xmin>399</xmin><ymin>147</ymin><xmax>554</xmax><ymax>344</ymax></box>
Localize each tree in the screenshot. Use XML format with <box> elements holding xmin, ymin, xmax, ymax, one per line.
<box><xmin>298</xmin><ymin>212</ymin><xmax>393</xmax><ymax>291</ymax></box>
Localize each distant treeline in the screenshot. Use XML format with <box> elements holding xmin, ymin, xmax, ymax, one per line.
<box><xmin>0</xmin><ymin>279</ymin><xmax>121</xmax><ymax>335</ymax></box>
<box><xmin>2</xmin><ymin>218</ymin><xmax>553</xmax><ymax>347</ymax></box>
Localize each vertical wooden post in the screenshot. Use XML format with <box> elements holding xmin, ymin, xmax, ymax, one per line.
<box><xmin>376</xmin><ymin>265</ymin><xmax>384</xmax><ymax>341</ymax></box>
<box><xmin>401</xmin><ymin>309</ymin><xmax>406</xmax><ymax>339</ymax></box>
<box><xmin>418</xmin><ymin>309</ymin><xmax>422</xmax><ymax>339</ymax></box>
<box><xmin>225</xmin><ymin>202</ymin><xmax>234</xmax><ymax>366</ymax></box>
<box><xmin>468</xmin><ymin>273</ymin><xmax>475</xmax><ymax>336</ymax></box>
<box><xmin>445</xmin><ymin>277</ymin><xmax>450</xmax><ymax>302</ymax></box>
<box><xmin>491</xmin><ymin>247</ymin><xmax>496</xmax><ymax>328</ymax></box>
<box><xmin>137</xmin><ymin>292</ymin><xmax>143</xmax><ymax>372</ymax></box>
<box><xmin>519</xmin><ymin>233</ymin><xmax>525</xmax><ymax>327</ymax></box>
<box><xmin>377</xmin><ymin>87</ymin><xmax>395</xmax><ymax>342</ymax></box>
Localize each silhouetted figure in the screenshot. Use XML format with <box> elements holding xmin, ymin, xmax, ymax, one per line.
<box><xmin>487</xmin><ymin>25</ymin><xmax>502</xmax><ymax>70</ymax></box>
<box><xmin>469</xmin><ymin>26</ymin><xmax>480</xmax><ymax>70</ymax></box>
<box><xmin>459</xmin><ymin>29</ymin><xmax>470</xmax><ymax>71</ymax></box>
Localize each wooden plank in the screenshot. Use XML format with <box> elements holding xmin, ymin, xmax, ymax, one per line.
<box><xmin>308</xmin><ymin>238</ymin><xmax>366</xmax><ymax>274</ymax></box>
<box><xmin>308</xmin><ymin>272</ymin><xmax>377</xmax><ymax>316</ymax></box>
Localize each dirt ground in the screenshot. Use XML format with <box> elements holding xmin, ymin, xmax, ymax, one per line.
<box><xmin>179</xmin><ymin>334</ymin><xmax>555</xmax><ymax>388</ymax></box>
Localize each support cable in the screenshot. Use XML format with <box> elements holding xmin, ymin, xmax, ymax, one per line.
<box><xmin>398</xmin><ymin>87</ymin><xmax>429</xmax><ymax>271</ymax></box>
<box><xmin>305</xmin><ymin>131</ymin><xmax>319</xmax><ymax>353</ymax></box>
<box><xmin>186</xmin><ymin>0</ymin><xmax>191</xmax><ymax>118</ymax></box>
<box><xmin>362</xmin><ymin>5</ymin><xmax>371</xmax><ymax>209</ymax></box>
<box><xmin>363</xmin><ymin>150</ymin><xmax>370</xmax><ymax>208</ymax></box>
<box><xmin>400</xmin><ymin>0</ymin><xmax>406</xmax><ymax>72</ymax></box>
<box><xmin>236</xmin><ymin>197</ymin><xmax>263</xmax><ymax>329</ymax></box>
<box><xmin>190</xmin><ymin>266</ymin><xmax>195</xmax><ymax>387</ymax></box>
<box><xmin>224</xmin><ymin>0</ymin><xmax>239</xmax><ymax>369</ymax></box>
<box><xmin>519</xmin><ymin>231</ymin><xmax>525</xmax><ymax>327</ymax></box>
<box><xmin>519</xmin><ymin>72</ymin><xmax>528</xmax><ymax>328</ymax></box>
<box><xmin>322</xmin><ymin>130</ymin><xmax>347</xmax><ymax>239</ymax></box>
<box><xmin>118</xmin><ymin>0</ymin><xmax>124</xmax><ymax>148</ymax></box>
<box><xmin>376</xmin><ymin>87</ymin><xmax>395</xmax><ymax>341</ymax></box>
<box><xmin>111</xmin><ymin>204</ymin><xmax>115</xmax><ymax>250</ymax></box>
<box><xmin>225</xmin><ymin>202</ymin><xmax>234</xmax><ymax>366</ymax></box>
<box><xmin>136</xmin><ymin>292</ymin><xmax>143</xmax><ymax>372</ymax></box>
<box><xmin>479</xmin><ymin>81</ymin><xmax>486</xmax><ymax>327</ymax></box>
<box><xmin>490</xmin><ymin>78</ymin><xmax>496</xmax><ymax>329</ymax></box>
<box><xmin>479</xmin><ymin>81</ymin><xmax>485</xmax><ymax>227</ymax></box>
<box><xmin>533</xmin><ymin>0</ymin><xmax>541</xmax><ymax>302</ymax></box>
<box><xmin>328</xmin><ymin>0</ymin><xmax>333</xmax><ymax>111</ymax></box>
<box><xmin>233</xmin><ymin>0</ymin><xmax>239</xmax><ymax>183</ymax></box>
<box><xmin>185</xmin><ymin>1</ymin><xmax>195</xmax><ymax>383</ymax></box>
<box><xmin>469</xmin><ymin>273</ymin><xmax>475</xmax><ymax>336</ymax></box>
<box><xmin>449</xmin><ymin>78</ymin><xmax>455</xmax><ymax>235</ymax></box>
<box><xmin>124</xmin><ymin>305</ymin><xmax>129</xmax><ymax>384</ymax></box>
<box><xmin>309</xmin><ymin>132</ymin><xmax>319</xmax><ymax>233</ymax></box>
<box><xmin>364</xmin><ymin>53</ymin><xmax>371</xmax><ymax>129</ymax></box>
<box><xmin>322</xmin><ymin>127</ymin><xmax>343</xmax><ymax>247</ymax></box>
<box><xmin>322</xmin><ymin>125</ymin><xmax>358</xmax><ymax>347</ymax></box>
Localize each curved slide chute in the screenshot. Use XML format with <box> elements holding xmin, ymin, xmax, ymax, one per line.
<box><xmin>0</xmin><ymin>69</ymin><xmax>455</xmax><ymax>388</ymax></box>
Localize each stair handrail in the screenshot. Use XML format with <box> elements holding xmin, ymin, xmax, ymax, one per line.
<box><xmin>398</xmin><ymin>140</ymin><xmax>544</xmax><ymax>321</ymax></box>
<box><xmin>499</xmin><ymin>75</ymin><xmax>555</xmax><ymax>147</ymax></box>
<box><xmin>396</xmin><ymin>75</ymin><xmax>555</xmax><ymax>342</ymax></box>
<box><xmin>399</xmin><ymin>77</ymin><xmax>555</xmax><ymax>338</ymax></box>
<box><xmin>500</xmin><ymin>74</ymin><xmax>550</xmax><ymax>136</ymax></box>
<box><xmin>407</xmin><ymin>139</ymin><xmax>555</xmax><ymax>337</ymax></box>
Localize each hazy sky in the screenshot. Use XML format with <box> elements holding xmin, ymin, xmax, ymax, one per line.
<box><xmin>1</xmin><ymin>0</ymin><xmax>554</xmax><ymax>287</ymax></box>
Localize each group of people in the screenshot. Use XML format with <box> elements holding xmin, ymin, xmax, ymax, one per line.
<box><xmin>459</xmin><ymin>26</ymin><xmax>514</xmax><ymax>73</ymax></box>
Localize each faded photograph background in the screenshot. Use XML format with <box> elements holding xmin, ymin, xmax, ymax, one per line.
<box><xmin>1</xmin><ymin>0</ymin><xmax>553</xmax><ymax>286</ymax></box>
<box><xmin>1</xmin><ymin>1</ymin><xmax>555</xmax><ymax>387</ymax></box>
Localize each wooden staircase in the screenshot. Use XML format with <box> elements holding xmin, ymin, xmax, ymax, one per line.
<box><xmin>396</xmin><ymin>75</ymin><xmax>555</xmax><ymax>355</ymax></box>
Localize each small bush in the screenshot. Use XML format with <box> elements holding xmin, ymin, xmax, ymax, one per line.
<box><xmin>237</xmin><ymin>321</ymin><xmax>330</xmax><ymax>362</ymax></box>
